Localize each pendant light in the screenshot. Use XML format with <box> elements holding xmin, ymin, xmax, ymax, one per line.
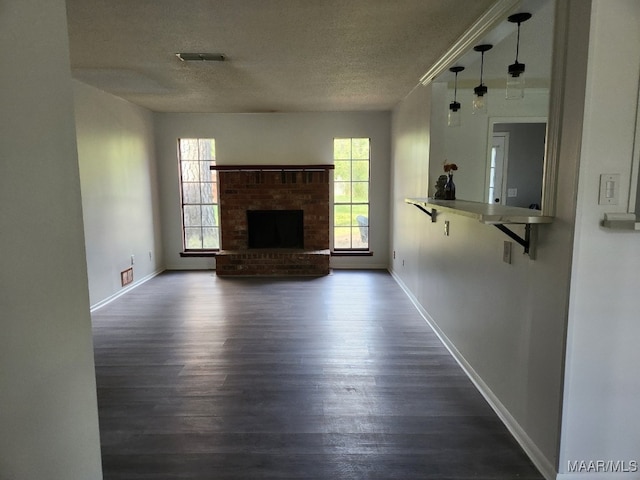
<box><xmin>448</xmin><ymin>66</ymin><xmax>465</xmax><ymax>127</ymax></box>
<box><xmin>472</xmin><ymin>44</ymin><xmax>492</xmax><ymax>114</ymax></box>
<box><xmin>506</xmin><ymin>12</ymin><xmax>532</xmax><ymax>99</ymax></box>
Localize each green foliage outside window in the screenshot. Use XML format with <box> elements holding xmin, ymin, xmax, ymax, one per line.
<box><xmin>178</xmin><ymin>138</ymin><xmax>220</xmax><ymax>250</ymax></box>
<box><xmin>333</xmin><ymin>138</ymin><xmax>370</xmax><ymax>250</ymax></box>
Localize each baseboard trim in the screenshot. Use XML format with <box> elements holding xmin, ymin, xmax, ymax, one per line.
<box><xmin>390</xmin><ymin>269</ymin><xmax>557</xmax><ymax>480</ymax></box>
<box><xmin>330</xmin><ymin>262</ymin><xmax>389</xmax><ymax>269</ymax></box>
<box><xmin>90</xmin><ymin>269</ymin><xmax>164</xmax><ymax>312</ymax></box>
<box><xmin>164</xmin><ymin>264</ymin><xmax>216</xmax><ymax>271</ymax></box>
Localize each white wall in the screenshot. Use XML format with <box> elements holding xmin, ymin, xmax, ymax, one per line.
<box><xmin>74</xmin><ymin>81</ymin><xmax>164</xmax><ymax>308</ymax></box>
<box><xmin>0</xmin><ymin>1</ymin><xmax>102</xmax><ymax>478</ymax></box>
<box><xmin>389</xmin><ymin>2</ymin><xmax>588</xmax><ymax>477</ymax></box>
<box><xmin>154</xmin><ymin>112</ymin><xmax>391</xmax><ymax>270</ymax></box>
<box><xmin>390</xmin><ymin>83</ymin><xmax>432</xmax><ymax>296</ymax></box>
<box><xmin>558</xmin><ymin>0</ymin><xmax>640</xmax><ymax>476</ymax></box>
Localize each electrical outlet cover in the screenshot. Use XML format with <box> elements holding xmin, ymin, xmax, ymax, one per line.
<box><xmin>503</xmin><ymin>241</ymin><xmax>512</xmax><ymax>264</ymax></box>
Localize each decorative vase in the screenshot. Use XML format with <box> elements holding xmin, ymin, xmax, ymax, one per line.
<box><xmin>444</xmin><ymin>173</ymin><xmax>456</xmax><ymax>200</ymax></box>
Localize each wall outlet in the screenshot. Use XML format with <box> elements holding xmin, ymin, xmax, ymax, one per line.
<box><xmin>503</xmin><ymin>241</ymin><xmax>512</xmax><ymax>264</ymax></box>
<box><xmin>130</xmin><ymin>254</ymin><xmax>135</xmax><ymax>265</ymax></box>
<box><xmin>507</xmin><ymin>188</ymin><xmax>518</xmax><ymax>197</ymax></box>
<box><xmin>444</xmin><ymin>220</ymin><xmax>450</xmax><ymax>236</ymax></box>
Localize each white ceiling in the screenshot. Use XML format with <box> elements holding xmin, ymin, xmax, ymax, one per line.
<box><xmin>65</xmin><ymin>0</ymin><xmax>499</xmax><ymax>113</ymax></box>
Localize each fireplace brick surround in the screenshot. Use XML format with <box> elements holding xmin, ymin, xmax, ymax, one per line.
<box><xmin>212</xmin><ymin>165</ymin><xmax>333</xmax><ymax>276</ymax></box>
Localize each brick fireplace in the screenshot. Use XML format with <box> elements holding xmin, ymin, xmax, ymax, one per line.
<box><xmin>212</xmin><ymin>165</ymin><xmax>333</xmax><ymax>276</ymax></box>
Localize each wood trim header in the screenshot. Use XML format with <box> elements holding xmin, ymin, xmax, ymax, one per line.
<box><xmin>210</xmin><ymin>164</ymin><xmax>334</xmax><ymax>172</ymax></box>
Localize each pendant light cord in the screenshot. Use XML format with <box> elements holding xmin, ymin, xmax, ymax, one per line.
<box><xmin>454</xmin><ymin>72</ymin><xmax>458</xmax><ymax>101</ymax></box>
<box><xmin>515</xmin><ymin>23</ymin><xmax>521</xmax><ymax>63</ymax></box>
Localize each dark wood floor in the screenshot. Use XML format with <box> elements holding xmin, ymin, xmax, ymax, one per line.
<box><xmin>92</xmin><ymin>270</ymin><xmax>543</xmax><ymax>479</ymax></box>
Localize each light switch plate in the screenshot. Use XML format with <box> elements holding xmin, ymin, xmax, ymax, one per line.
<box><xmin>599</xmin><ymin>174</ymin><xmax>620</xmax><ymax>205</ymax></box>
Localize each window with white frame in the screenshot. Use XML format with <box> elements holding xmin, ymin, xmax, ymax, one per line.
<box><xmin>178</xmin><ymin>138</ymin><xmax>220</xmax><ymax>250</ymax></box>
<box><xmin>333</xmin><ymin>137</ymin><xmax>370</xmax><ymax>250</ymax></box>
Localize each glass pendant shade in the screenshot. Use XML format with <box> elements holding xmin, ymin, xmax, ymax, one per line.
<box><xmin>472</xmin><ymin>85</ymin><xmax>487</xmax><ymax>114</ymax></box>
<box><xmin>506</xmin><ymin>68</ymin><xmax>525</xmax><ymax>99</ymax></box>
<box><xmin>472</xmin><ymin>45</ymin><xmax>492</xmax><ymax>114</ymax></box>
<box><xmin>448</xmin><ymin>101</ymin><xmax>461</xmax><ymax>127</ymax></box>
<box><xmin>506</xmin><ymin>12</ymin><xmax>531</xmax><ymax>99</ymax></box>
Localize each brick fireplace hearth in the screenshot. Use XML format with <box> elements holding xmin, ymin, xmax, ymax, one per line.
<box><xmin>212</xmin><ymin>165</ymin><xmax>333</xmax><ymax>276</ymax></box>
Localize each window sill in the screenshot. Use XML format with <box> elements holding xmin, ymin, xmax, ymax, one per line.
<box><xmin>180</xmin><ymin>250</ymin><xmax>219</xmax><ymax>257</ymax></box>
<box><xmin>331</xmin><ymin>250</ymin><xmax>373</xmax><ymax>257</ymax></box>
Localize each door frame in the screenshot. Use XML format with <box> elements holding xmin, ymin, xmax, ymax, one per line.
<box><xmin>485</xmin><ymin>116</ymin><xmax>548</xmax><ymax>205</ymax></box>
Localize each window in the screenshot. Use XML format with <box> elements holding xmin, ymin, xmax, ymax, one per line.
<box><xmin>178</xmin><ymin>138</ymin><xmax>220</xmax><ymax>250</ymax></box>
<box><xmin>333</xmin><ymin>137</ymin><xmax>370</xmax><ymax>250</ymax></box>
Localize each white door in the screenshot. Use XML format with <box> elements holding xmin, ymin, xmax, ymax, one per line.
<box><xmin>488</xmin><ymin>133</ymin><xmax>509</xmax><ymax>204</ymax></box>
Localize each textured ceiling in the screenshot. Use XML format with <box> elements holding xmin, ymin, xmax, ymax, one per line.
<box><xmin>65</xmin><ymin>0</ymin><xmax>498</xmax><ymax>113</ymax></box>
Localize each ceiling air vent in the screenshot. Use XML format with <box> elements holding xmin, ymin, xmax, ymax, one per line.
<box><xmin>176</xmin><ymin>53</ymin><xmax>226</xmax><ymax>62</ymax></box>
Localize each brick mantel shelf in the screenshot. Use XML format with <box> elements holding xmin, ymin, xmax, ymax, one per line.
<box><xmin>210</xmin><ymin>164</ymin><xmax>334</xmax><ymax>172</ymax></box>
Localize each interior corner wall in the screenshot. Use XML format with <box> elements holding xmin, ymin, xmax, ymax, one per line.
<box><xmin>74</xmin><ymin>81</ymin><xmax>164</xmax><ymax>308</ymax></box>
<box><xmin>558</xmin><ymin>0</ymin><xmax>640</xmax><ymax>474</ymax></box>
<box><xmin>0</xmin><ymin>1</ymin><xmax>102</xmax><ymax>478</ymax></box>
<box><xmin>390</xmin><ymin>83</ymin><xmax>432</xmax><ymax>296</ymax></box>
<box><xmin>153</xmin><ymin>112</ymin><xmax>391</xmax><ymax>270</ymax></box>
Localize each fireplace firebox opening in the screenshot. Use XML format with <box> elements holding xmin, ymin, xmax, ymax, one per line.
<box><xmin>247</xmin><ymin>210</ymin><xmax>304</xmax><ymax>249</ymax></box>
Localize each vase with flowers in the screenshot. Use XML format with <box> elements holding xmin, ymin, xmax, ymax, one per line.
<box><xmin>443</xmin><ymin>162</ymin><xmax>458</xmax><ymax>200</ymax></box>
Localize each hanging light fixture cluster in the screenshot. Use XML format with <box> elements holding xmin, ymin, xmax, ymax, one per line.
<box><xmin>445</xmin><ymin>12</ymin><xmax>532</xmax><ymax>125</ymax></box>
